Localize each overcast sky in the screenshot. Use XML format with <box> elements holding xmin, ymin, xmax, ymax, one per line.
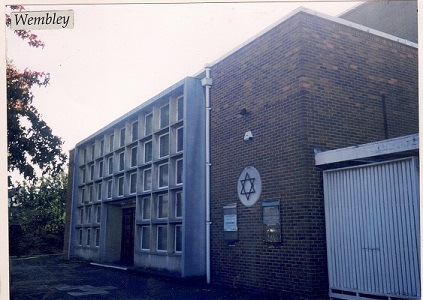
<box><xmin>5</xmin><ymin>1</ymin><xmax>361</xmax><ymax>156</ymax></box>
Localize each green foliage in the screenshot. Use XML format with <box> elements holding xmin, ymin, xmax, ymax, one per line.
<box><xmin>6</xmin><ymin>6</ymin><xmax>67</xmax><ymax>186</ymax></box>
<box><xmin>9</xmin><ymin>174</ymin><xmax>67</xmax><ymax>256</ymax></box>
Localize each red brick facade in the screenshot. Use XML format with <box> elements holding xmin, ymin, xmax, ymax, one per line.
<box><xmin>209</xmin><ymin>11</ymin><xmax>417</xmax><ymax>299</ymax></box>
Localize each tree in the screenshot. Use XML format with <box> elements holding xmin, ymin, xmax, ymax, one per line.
<box><xmin>9</xmin><ymin>174</ymin><xmax>68</xmax><ymax>256</ymax></box>
<box><xmin>6</xmin><ymin>5</ymin><xmax>67</xmax><ymax>186</ymax></box>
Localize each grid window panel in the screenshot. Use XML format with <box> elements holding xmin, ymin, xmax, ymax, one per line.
<box><xmin>160</xmin><ymin>104</ymin><xmax>169</xmax><ymax>129</ymax></box>
<box><xmin>108</xmin><ymin>157</ymin><xmax>113</xmax><ymax>175</ymax></box>
<box><xmin>176</xmin><ymin>127</ymin><xmax>183</xmax><ymax>152</ymax></box>
<box><xmin>79</xmin><ymin>229</ymin><xmax>83</xmax><ymax>246</ymax></box>
<box><xmin>176</xmin><ymin>159</ymin><xmax>183</xmax><ymax>185</ymax></box>
<box><xmin>86</xmin><ymin>207</ymin><xmax>91</xmax><ymax>224</ymax></box>
<box><xmin>130</xmin><ymin>173</ymin><xmax>137</xmax><ymax>194</ymax></box>
<box><xmin>79</xmin><ymin>208</ymin><xmax>84</xmax><ymax>224</ymax></box>
<box><xmin>83</xmin><ymin>148</ymin><xmax>87</xmax><ymax>163</ymax></box>
<box><xmin>143</xmin><ymin>169</ymin><xmax>152</xmax><ymax>191</ymax></box>
<box><xmin>157</xmin><ymin>194</ymin><xmax>169</xmax><ymax>219</ymax></box>
<box><xmin>158</xmin><ymin>164</ymin><xmax>169</xmax><ymax>188</ymax></box>
<box><xmin>132</xmin><ymin>121</ymin><xmax>138</xmax><ymax>142</ymax></box>
<box><xmin>142</xmin><ymin>197</ymin><xmax>151</xmax><ymax>220</ymax></box>
<box><xmin>157</xmin><ymin>225</ymin><xmax>167</xmax><ymax>251</ymax></box>
<box><xmin>141</xmin><ymin>226</ymin><xmax>150</xmax><ymax>250</ymax></box>
<box><xmin>90</xmin><ymin>165</ymin><xmax>94</xmax><ymax>181</ymax></box>
<box><xmin>100</xmin><ymin>139</ymin><xmax>104</xmax><ymax>156</ymax></box>
<box><xmin>131</xmin><ymin>147</ymin><xmax>138</xmax><ymax>167</ymax></box>
<box><xmin>81</xmin><ymin>168</ymin><xmax>86</xmax><ymax>183</ymax></box>
<box><xmin>145</xmin><ymin>114</ymin><xmax>153</xmax><ymax>136</ymax></box>
<box><xmin>91</xmin><ymin>144</ymin><xmax>95</xmax><ymax>161</ymax></box>
<box><xmin>177</xmin><ymin>96</ymin><xmax>183</xmax><ymax>121</ymax></box>
<box><xmin>175</xmin><ymin>225</ymin><xmax>182</xmax><ymax>253</ymax></box>
<box><xmin>159</xmin><ymin>134</ymin><xmax>169</xmax><ymax>158</ymax></box>
<box><xmin>88</xmin><ymin>185</ymin><xmax>93</xmax><ymax>203</ymax></box>
<box><xmin>175</xmin><ymin>192</ymin><xmax>182</xmax><ymax>218</ymax></box>
<box><xmin>86</xmin><ymin>228</ymin><xmax>91</xmax><ymax>246</ymax></box>
<box><xmin>118</xmin><ymin>176</ymin><xmax>124</xmax><ymax>197</ymax></box>
<box><xmin>144</xmin><ymin>141</ymin><xmax>152</xmax><ymax>163</ymax></box>
<box><xmin>96</xmin><ymin>206</ymin><xmax>101</xmax><ymax>223</ymax></box>
<box><xmin>80</xmin><ymin>188</ymin><xmax>85</xmax><ymax>204</ymax></box>
<box><xmin>120</xmin><ymin>127</ymin><xmax>126</xmax><ymax>147</ymax></box>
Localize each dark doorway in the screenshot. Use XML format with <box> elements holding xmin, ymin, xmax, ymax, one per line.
<box><xmin>121</xmin><ymin>207</ymin><xmax>135</xmax><ymax>265</ymax></box>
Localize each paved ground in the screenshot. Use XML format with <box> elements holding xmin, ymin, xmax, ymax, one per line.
<box><xmin>10</xmin><ymin>255</ymin><xmax>274</xmax><ymax>300</ymax></box>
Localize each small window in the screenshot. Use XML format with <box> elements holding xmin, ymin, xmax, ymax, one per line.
<box><xmin>142</xmin><ymin>197</ymin><xmax>151</xmax><ymax>220</ymax></box>
<box><xmin>81</xmin><ymin>168</ymin><xmax>86</xmax><ymax>184</ymax></box>
<box><xmin>158</xmin><ymin>164</ymin><xmax>169</xmax><ymax>188</ymax></box>
<box><xmin>176</xmin><ymin>159</ymin><xmax>183</xmax><ymax>185</ymax></box>
<box><xmin>176</xmin><ymin>127</ymin><xmax>183</xmax><ymax>152</ymax></box>
<box><xmin>97</xmin><ymin>183</ymin><xmax>102</xmax><ymax>201</ymax></box>
<box><xmin>160</xmin><ymin>104</ymin><xmax>169</xmax><ymax>129</ymax></box>
<box><xmin>108</xmin><ymin>157</ymin><xmax>113</xmax><ymax>175</ymax></box>
<box><xmin>98</xmin><ymin>161</ymin><xmax>103</xmax><ymax>178</ymax></box>
<box><xmin>80</xmin><ymin>188</ymin><xmax>85</xmax><ymax>204</ymax></box>
<box><xmin>120</xmin><ymin>127</ymin><xmax>126</xmax><ymax>147</ymax></box>
<box><xmin>78</xmin><ymin>229</ymin><xmax>83</xmax><ymax>246</ymax></box>
<box><xmin>175</xmin><ymin>225</ymin><xmax>182</xmax><ymax>253</ymax></box>
<box><xmin>145</xmin><ymin>113</ymin><xmax>153</xmax><ymax>136</ymax></box>
<box><xmin>177</xmin><ymin>96</ymin><xmax>183</xmax><ymax>121</ymax></box>
<box><xmin>262</xmin><ymin>200</ymin><xmax>281</xmax><ymax>243</ymax></box>
<box><xmin>86</xmin><ymin>228</ymin><xmax>91</xmax><ymax>246</ymax></box>
<box><xmin>159</xmin><ymin>134</ymin><xmax>169</xmax><ymax>158</ymax></box>
<box><xmin>95</xmin><ymin>228</ymin><xmax>100</xmax><ymax>247</ymax></box>
<box><xmin>157</xmin><ymin>194</ymin><xmax>168</xmax><ymax>219</ymax></box>
<box><xmin>107</xmin><ymin>180</ymin><xmax>113</xmax><ymax>199</ymax></box>
<box><xmin>91</xmin><ymin>143</ymin><xmax>95</xmax><ymax>161</ymax></box>
<box><xmin>157</xmin><ymin>225</ymin><xmax>167</xmax><ymax>251</ymax></box>
<box><xmin>132</xmin><ymin>121</ymin><xmax>138</xmax><ymax>142</ymax></box>
<box><xmin>100</xmin><ymin>139</ymin><xmax>104</xmax><ymax>156</ymax></box>
<box><xmin>131</xmin><ymin>147</ymin><xmax>138</xmax><ymax>167</ymax></box>
<box><xmin>130</xmin><ymin>172</ymin><xmax>137</xmax><ymax>194</ymax></box>
<box><xmin>109</xmin><ymin>134</ymin><xmax>114</xmax><ymax>152</ymax></box>
<box><xmin>119</xmin><ymin>152</ymin><xmax>125</xmax><ymax>171</ymax></box>
<box><xmin>143</xmin><ymin>169</ymin><xmax>152</xmax><ymax>191</ymax></box>
<box><xmin>175</xmin><ymin>192</ymin><xmax>182</xmax><ymax>218</ymax></box>
<box><xmin>144</xmin><ymin>141</ymin><xmax>152</xmax><ymax>163</ymax></box>
<box><xmin>90</xmin><ymin>164</ymin><xmax>94</xmax><ymax>181</ymax></box>
<box><xmin>86</xmin><ymin>206</ymin><xmax>91</xmax><ymax>224</ymax></box>
<box><xmin>96</xmin><ymin>206</ymin><xmax>101</xmax><ymax>223</ymax></box>
<box><xmin>83</xmin><ymin>148</ymin><xmax>87</xmax><ymax>163</ymax></box>
<box><xmin>118</xmin><ymin>176</ymin><xmax>124</xmax><ymax>197</ymax></box>
<box><xmin>79</xmin><ymin>208</ymin><xmax>84</xmax><ymax>224</ymax></box>
<box><xmin>141</xmin><ymin>226</ymin><xmax>150</xmax><ymax>250</ymax></box>
<box><xmin>88</xmin><ymin>185</ymin><xmax>93</xmax><ymax>203</ymax></box>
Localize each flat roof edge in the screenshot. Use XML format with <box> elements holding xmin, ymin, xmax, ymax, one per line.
<box><xmin>315</xmin><ymin>134</ymin><xmax>419</xmax><ymax>166</ymax></box>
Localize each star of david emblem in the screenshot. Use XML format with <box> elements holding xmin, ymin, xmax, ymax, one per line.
<box><xmin>240</xmin><ymin>172</ymin><xmax>256</xmax><ymax>201</ymax></box>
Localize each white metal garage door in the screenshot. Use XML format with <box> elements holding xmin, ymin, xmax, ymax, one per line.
<box><xmin>323</xmin><ymin>157</ymin><xmax>420</xmax><ymax>300</ymax></box>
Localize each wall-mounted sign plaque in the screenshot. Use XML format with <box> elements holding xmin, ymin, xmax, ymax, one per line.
<box><xmin>237</xmin><ymin>166</ymin><xmax>262</xmax><ymax>207</ymax></box>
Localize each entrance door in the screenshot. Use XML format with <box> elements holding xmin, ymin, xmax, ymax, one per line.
<box><xmin>121</xmin><ymin>207</ymin><xmax>135</xmax><ymax>265</ymax></box>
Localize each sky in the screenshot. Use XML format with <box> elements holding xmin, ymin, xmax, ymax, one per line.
<box><xmin>5</xmin><ymin>1</ymin><xmax>362</xmax><ymax>158</ymax></box>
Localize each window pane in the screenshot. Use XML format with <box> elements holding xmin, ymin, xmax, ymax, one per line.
<box><xmin>176</xmin><ymin>192</ymin><xmax>182</xmax><ymax>218</ymax></box>
<box><xmin>97</xmin><ymin>183</ymin><xmax>102</xmax><ymax>200</ymax></box>
<box><xmin>108</xmin><ymin>157</ymin><xmax>113</xmax><ymax>174</ymax></box>
<box><xmin>95</xmin><ymin>228</ymin><xmax>100</xmax><ymax>247</ymax></box>
<box><xmin>158</xmin><ymin>194</ymin><xmax>168</xmax><ymax>219</ymax></box>
<box><xmin>88</xmin><ymin>185</ymin><xmax>93</xmax><ymax>203</ymax></box>
<box><xmin>91</xmin><ymin>144</ymin><xmax>95</xmax><ymax>160</ymax></box>
<box><xmin>132</xmin><ymin>121</ymin><xmax>138</xmax><ymax>141</ymax></box>
<box><xmin>81</xmin><ymin>188</ymin><xmax>85</xmax><ymax>203</ymax></box>
<box><xmin>96</xmin><ymin>206</ymin><xmax>101</xmax><ymax>223</ymax></box>
<box><xmin>177</xmin><ymin>97</ymin><xmax>183</xmax><ymax>121</ymax></box>
<box><xmin>82</xmin><ymin>168</ymin><xmax>86</xmax><ymax>183</ymax></box>
<box><xmin>177</xmin><ymin>127</ymin><xmax>183</xmax><ymax>152</ymax></box>
<box><xmin>131</xmin><ymin>147</ymin><xmax>137</xmax><ymax>167</ymax></box>
<box><xmin>79</xmin><ymin>229</ymin><xmax>83</xmax><ymax>245</ymax></box>
<box><xmin>157</xmin><ymin>226</ymin><xmax>167</xmax><ymax>251</ymax></box>
<box><xmin>145</xmin><ymin>114</ymin><xmax>153</xmax><ymax>136</ymax></box>
<box><xmin>143</xmin><ymin>169</ymin><xmax>152</xmax><ymax>191</ymax></box>
<box><xmin>176</xmin><ymin>159</ymin><xmax>183</xmax><ymax>185</ymax></box>
<box><xmin>107</xmin><ymin>180</ymin><xmax>112</xmax><ymax>198</ymax></box>
<box><xmin>159</xmin><ymin>134</ymin><xmax>169</xmax><ymax>158</ymax></box>
<box><xmin>86</xmin><ymin>207</ymin><xmax>91</xmax><ymax>223</ymax></box>
<box><xmin>160</xmin><ymin>104</ymin><xmax>169</xmax><ymax>128</ymax></box>
<box><xmin>144</xmin><ymin>141</ymin><xmax>152</xmax><ymax>163</ymax></box>
<box><xmin>99</xmin><ymin>161</ymin><xmax>103</xmax><ymax>178</ymax></box>
<box><xmin>90</xmin><ymin>165</ymin><xmax>94</xmax><ymax>181</ymax></box>
<box><xmin>159</xmin><ymin>164</ymin><xmax>169</xmax><ymax>188</ymax></box>
<box><xmin>118</xmin><ymin>177</ymin><xmax>124</xmax><ymax>196</ymax></box>
<box><xmin>119</xmin><ymin>152</ymin><xmax>125</xmax><ymax>171</ymax></box>
<box><xmin>86</xmin><ymin>228</ymin><xmax>91</xmax><ymax>246</ymax></box>
<box><xmin>175</xmin><ymin>225</ymin><xmax>182</xmax><ymax>252</ymax></box>
<box><xmin>109</xmin><ymin>134</ymin><xmax>114</xmax><ymax>152</ymax></box>
<box><xmin>100</xmin><ymin>139</ymin><xmax>104</xmax><ymax>156</ymax></box>
<box><xmin>130</xmin><ymin>173</ymin><xmax>137</xmax><ymax>194</ymax></box>
<box><xmin>141</xmin><ymin>226</ymin><xmax>150</xmax><ymax>250</ymax></box>
<box><xmin>142</xmin><ymin>197</ymin><xmax>151</xmax><ymax>220</ymax></box>
<box><xmin>120</xmin><ymin>128</ymin><xmax>126</xmax><ymax>147</ymax></box>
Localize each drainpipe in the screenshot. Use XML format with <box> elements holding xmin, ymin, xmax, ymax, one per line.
<box><xmin>201</xmin><ymin>66</ymin><xmax>212</xmax><ymax>284</ymax></box>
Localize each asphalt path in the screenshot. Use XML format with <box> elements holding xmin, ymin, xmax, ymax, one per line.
<box><xmin>10</xmin><ymin>255</ymin><xmax>274</xmax><ymax>300</ymax></box>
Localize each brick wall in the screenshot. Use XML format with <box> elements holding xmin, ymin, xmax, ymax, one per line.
<box><xmin>209</xmin><ymin>10</ymin><xmax>417</xmax><ymax>299</ymax></box>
